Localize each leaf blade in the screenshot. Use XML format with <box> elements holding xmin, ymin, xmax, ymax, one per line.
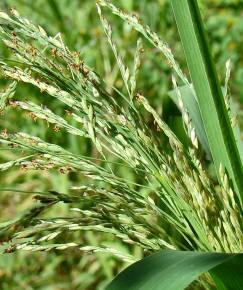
<box><xmin>106</xmin><ymin>250</ymin><xmax>243</xmax><ymax>290</ymax></box>
<box><xmin>170</xmin><ymin>0</ymin><xmax>243</xmax><ymax>204</ymax></box>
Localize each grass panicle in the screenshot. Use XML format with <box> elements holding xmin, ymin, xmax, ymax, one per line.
<box><xmin>0</xmin><ymin>4</ymin><xmax>242</xmax><ymax>288</ymax></box>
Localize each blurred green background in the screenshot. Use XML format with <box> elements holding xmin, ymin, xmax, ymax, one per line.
<box><xmin>0</xmin><ymin>0</ymin><xmax>242</xmax><ymax>289</ymax></box>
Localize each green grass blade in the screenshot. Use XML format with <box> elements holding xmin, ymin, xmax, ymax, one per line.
<box><xmin>169</xmin><ymin>84</ymin><xmax>243</xmax><ymax>162</ymax></box>
<box><xmin>168</xmin><ymin>85</ymin><xmax>211</xmax><ymax>157</ymax></box>
<box><xmin>106</xmin><ymin>250</ymin><xmax>243</xmax><ymax>290</ymax></box>
<box><xmin>211</xmin><ymin>255</ymin><xmax>243</xmax><ymax>290</ymax></box>
<box><xmin>170</xmin><ymin>0</ymin><xmax>243</xmax><ymax>204</ymax></box>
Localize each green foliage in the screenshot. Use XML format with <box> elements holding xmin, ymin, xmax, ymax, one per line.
<box><xmin>107</xmin><ymin>250</ymin><xmax>243</xmax><ymax>290</ymax></box>
<box><xmin>0</xmin><ymin>0</ymin><xmax>242</xmax><ymax>289</ymax></box>
<box><xmin>170</xmin><ymin>0</ymin><xmax>243</xmax><ymax>205</ymax></box>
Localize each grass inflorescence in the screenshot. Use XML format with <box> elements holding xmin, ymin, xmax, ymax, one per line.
<box><xmin>0</xmin><ymin>3</ymin><xmax>242</xmax><ymax>288</ymax></box>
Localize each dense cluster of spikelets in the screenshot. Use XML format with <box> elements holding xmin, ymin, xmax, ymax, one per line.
<box><xmin>0</xmin><ymin>0</ymin><xmax>242</xmax><ymax>266</ymax></box>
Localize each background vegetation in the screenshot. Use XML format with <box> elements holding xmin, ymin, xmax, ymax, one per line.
<box><xmin>0</xmin><ymin>0</ymin><xmax>242</xmax><ymax>289</ymax></box>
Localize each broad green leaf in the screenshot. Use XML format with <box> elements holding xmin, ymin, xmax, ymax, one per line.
<box><xmin>211</xmin><ymin>254</ymin><xmax>243</xmax><ymax>290</ymax></box>
<box><xmin>168</xmin><ymin>85</ymin><xmax>211</xmax><ymax>157</ymax></box>
<box><xmin>169</xmin><ymin>85</ymin><xmax>243</xmax><ymax>161</ymax></box>
<box><xmin>170</xmin><ymin>0</ymin><xmax>243</xmax><ymax>204</ymax></box>
<box><xmin>106</xmin><ymin>250</ymin><xmax>243</xmax><ymax>290</ymax></box>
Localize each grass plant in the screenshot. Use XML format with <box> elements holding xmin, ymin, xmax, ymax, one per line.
<box><xmin>0</xmin><ymin>1</ymin><xmax>242</xmax><ymax>289</ymax></box>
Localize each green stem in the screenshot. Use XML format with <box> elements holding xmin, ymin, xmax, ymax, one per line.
<box><xmin>170</xmin><ymin>0</ymin><xmax>243</xmax><ymax>205</ymax></box>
